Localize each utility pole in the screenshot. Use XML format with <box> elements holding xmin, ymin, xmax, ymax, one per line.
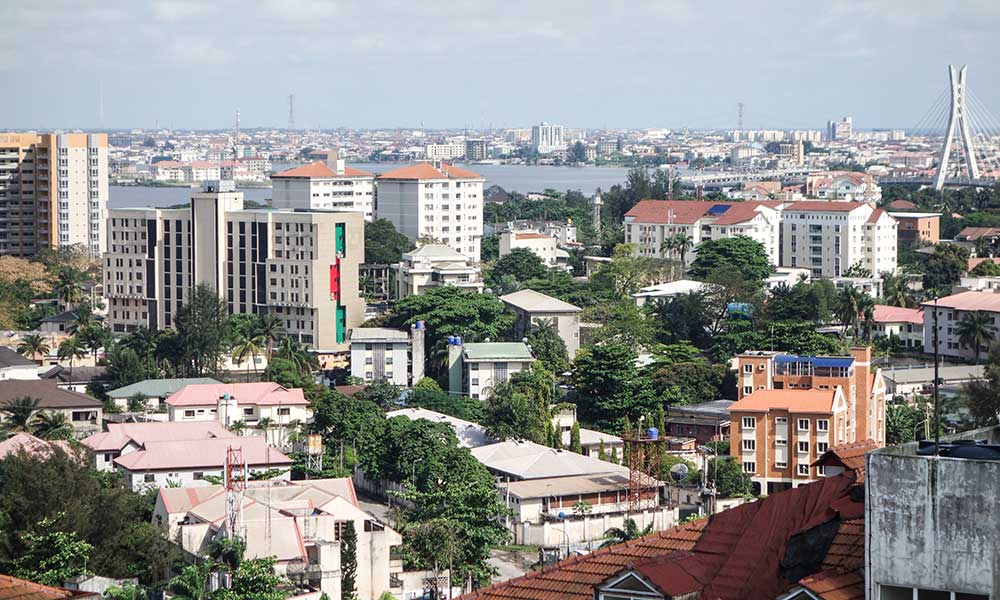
<box><xmin>933</xmin><ymin>296</ymin><xmax>940</xmax><ymax>454</ymax></box>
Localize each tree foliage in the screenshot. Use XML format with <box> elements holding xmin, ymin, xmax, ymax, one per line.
<box><xmin>688</xmin><ymin>236</ymin><xmax>772</xmax><ymax>282</ymax></box>
<box><xmin>921</xmin><ymin>243</ymin><xmax>969</xmax><ymax>298</ymax></box>
<box><xmin>364</xmin><ymin>219</ymin><xmax>414</xmax><ymax>265</ymax></box>
<box><xmin>12</xmin><ymin>513</ymin><xmax>94</xmax><ymax>586</ymax></box>
<box><xmin>572</xmin><ymin>341</ymin><xmax>657</xmax><ymax>433</ymax></box>
<box><xmin>707</xmin><ymin>456</ymin><xmax>753</xmax><ymax>498</ymax></box>
<box><xmin>174</xmin><ymin>283</ymin><xmax>230</xmax><ymax>376</ymax></box>
<box><xmin>340</xmin><ymin>522</ymin><xmax>358</xmax><ymax>600</ymax></box>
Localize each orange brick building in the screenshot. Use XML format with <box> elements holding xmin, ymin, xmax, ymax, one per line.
<box><xmin>730</xmin><ymin>347</ymin><xmax>886</xmax><ymax>494</ymax></box>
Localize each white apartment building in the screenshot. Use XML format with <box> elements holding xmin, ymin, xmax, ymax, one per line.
<box><xmin>447</xmin><ymin>340</ymin><xmax>535</xmax><ymax>400</ymax></box>
<box><xmin>0</xmin><ymin>132</ymin><xmax>107</xmax><ymax>257</ymax></box>
<box><xmin>271</xmin><ymin>160</ymin><xmax>375</xmax><ymax>221</ymax></box>
<box><xmin>531</xmin><ymin>122</ymin><xmax>564</xmax><ymax>154</ymax></box>
<box><xmin>424</xmin><ymin>143</ymin><xmax>466</xmax><ymax>160</ymax></box>
<box><xmin>780</xmin><ymin>202</ymin><xmax>897</xmax><ymax>278</ymax></box>
<box><xmin>393</xmin><ymin>244</ymin><xmax>483</xmax><ymax>299</ymax></box>
<box><xmin>498</xmin><ymin>230</ymin><xmax>570</xmax><ymax>268</ymax></box>
<box><xmin>348</xmin><ymin>324</ymin><xmax>425</xmax><ymax>386</ymax></box>
<box><xmin>922</xmin><ymin>291</ymin><xmax>1000</xmax><ymax>360</ymax></box>
<box><xmin>805</xmin><ymin>172</ymin><xmax>882</xmax><ymax>204</ymax></box>
<box><xmin>624</xmin><ymin>200</ymin><xmax>781</xmax><ymax>266</ymax></box>
<box><xmin>375</xmin><ymin>161</ymin><xmax>485</xmax><ymax>261</ymax></box>
<box><xmin>104</xmin><ymin>181</ymin><xmax>364</xmax><ymax>353</ymax></box>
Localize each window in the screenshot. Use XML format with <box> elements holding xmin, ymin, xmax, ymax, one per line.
<box><xmin>817</xmin><ymin>442</ymin><xmax>829</xmax><ymax>453</ymax></box>
<box><xmin>193</xmin><ymin>472</ymin><xmax>204</xmax><ymax>480</ymax></box>
<box><xmin>742</xmin><ymin>461</ymin><xmax>756</xmax><ymax>473</ymax></box>
<box><xmin>798</xmin><ymin>418</ymin><xmax>810</xmax><ymax>431</ymax></box>
<box><xmin>144</xmin><ymin>474</ymin><xmax>155</xmax><ymax>483</ymax></box>
<box><xmin>243</xmin><ymin>408</ymin><xmax>254</xmax><ymax>416</ymax></box>
<box><xmin>743</xmin><ymin>363</ymin><xmax>753</xmax><ymax>373</ymax></box>
<box><xmin>184</xmin><ymin>410</ymin><xmax>195</xmax><ymax>418</ymax></box>
<box><xmin>277</xmin><ymin>407</ymin><xmax>290</xmax><ymax>416</ymax></box>
<box><xmin>742</xmin><ymin>439</ymin><xmax>756</xmax><ymax>451</ymax></box>
<box><xmin>776</xmin><ymin>460</ymin><xmax>787</xmax><ymax>468</ymax></box>
<box><xmin>817</xmin><ymin>419</ymin><xmax>829</xmax><ymax>432</ymax></box>
<box><xmin>798</xmin><ymin>441</ymin><xmax>809</xmax><ymax>453</ymax></box>
<box><xmin>743</xmin><ymin>385</ymin><xmax>753</xmax><ymax>395</ymax></box>
<box><xmin>798</xmin><ymin>464</ymin><xmax>810</xmax><ymax>476</ymax></box>
<box><xmin>741</xmin><ymin>416</ymin><xmax>756</xmax><ymax>429</ymax></box>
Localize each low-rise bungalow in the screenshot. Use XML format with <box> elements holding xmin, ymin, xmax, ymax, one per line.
<box><xmin>0</xmin><ymin>380</ymin><xmax>102</xmax><ymax>436</ymax></box>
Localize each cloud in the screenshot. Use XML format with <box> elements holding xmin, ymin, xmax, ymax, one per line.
<box><xmin>151</xmin><ymin>0</ymin><xmax>218</xmax><ymax>23</ymax></box>
<box><xmin>165</xmin><ymin>37</ymin><xmax>234</xmax><ymax>65</ymax></box>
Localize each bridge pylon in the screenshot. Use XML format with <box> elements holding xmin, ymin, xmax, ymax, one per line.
<box><xmin>934</xmin><ymin>65</ymin><xmax>980</xmax><ymax>190</ymax></box>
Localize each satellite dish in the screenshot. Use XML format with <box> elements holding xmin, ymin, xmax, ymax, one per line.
<box><xmin>669</xmin><ymin>463</ymin><xmax>689</xmax><ymax>483</ymax></box>
<box><xmin>286</xmin><ymin>557</ymin><xmax>307</xmax><ymax>582</ymax></box>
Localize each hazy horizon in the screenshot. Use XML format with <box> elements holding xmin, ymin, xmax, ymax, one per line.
<box><xmin>3</xmin><ymin>1</ymin><xmax>999</xmax><ymax>132</ymax></box>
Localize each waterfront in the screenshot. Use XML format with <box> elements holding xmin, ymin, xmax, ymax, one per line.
<box><xmin>109</xmin><ymin>162</ymin><xmax>637</xmax><ymax>208</ymax></box>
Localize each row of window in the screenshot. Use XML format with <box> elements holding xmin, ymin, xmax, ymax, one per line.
<box><xmin>741</xmin><ymin>416</ymin><xmax>829</xmax><ymax>431</ymax></box>
<box><xmin>743</xmin><ymin>438</ymin><xmax>829</xmax><ymax>454</ymax></box>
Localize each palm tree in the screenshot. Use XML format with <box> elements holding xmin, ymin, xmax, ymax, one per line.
<box><xmin>835</xmin><ymin>286</ymin><xmax>864</xmax><ymax>337</ymax></box>
<box><xmin>256</xmin><ymin>417</ymin><xmax>274</xmax><ymax>444</ymax></box>
<box><xmin>255</xmin><ymin>314</ymin><xmax>285</xmax><ymax>358</ymax></box>
<box><xmin>229</xmin><ymin>420</ymin><xmax>246</xmax><ymax>436</ymax></box>
<box><xmin>956</xmin><ymin>312</ymin><xmax>995</xmax><ymax>364</ymax></box>
<box><xmin>672</xmin><ymin>233</ymin><xmax>694</xmax><ymax>266</ymax></box>
<box><xmin>17</xmin><ymin>334</ymin><xmax>50</xmax><ymax>365</ymax></box>
<box><xmin>274</xmin><ymin>337</ymin><xmax>319</xmax><ymax>375</ymax></box>
<box><xmin>32</xmin><ymin>411</ymin><xmax>72</xmax><ymax>440</ymax></box>
<box><xmin>880</xmin><ymin>272</ymin><xmax>915</xmax><ymax>308</ymax></box>
<box><xmin>53</xmin><ymin>269</ymin><xmax>84</xmax><ymax>309</ymax></box>
<box><xmin>1</xmin><ymin>396</ymin><xmax>40</xmax><ymax>435</ymax></box>
<box><xmin>124</xmin><ymin>326</ymin><xmax>159</xmax><ymax>370</ymax></box>
<box><xmin>600</xmin><ymin>518</ymin><xmax>654</xmax><ymax>548</ymax></box>
<box><xmin>57</xmin><ymin>336</ymin><xmax>87</xmax><ymax>383</ymax></box>
<box><xmin>232</xmin><ymin>329</ymin><xmax>266</xmax><ymax>379</ymax></box>
<box><xmin>67</xmin><ymin>302</ymin><xmax>95</xmax><ymax>335</ymax></box>
<box><xmin>861</xmin><ymin>301</ymin><xmax>876</xmax><ymax>342</ymax></box>
<box><xmin>166</xmin><ymin>562</ymin><xmax>212</xmax><ymax>600</ymax></box>
<box><xmin>78</xmin><ymin>325</ymin><xmax>111</xmax><ymax>363</ymax></box>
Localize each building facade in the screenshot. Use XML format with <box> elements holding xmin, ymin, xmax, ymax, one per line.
<box><xmin>271</xmin><ymin>160</ymin><xmax>375</xmax><ymax>221</ymax></box>
<box><xmin>500</xmin><ymin>288</ymin><xmax>582</xmax><ymax>359</ymax></box>
<box><xmin>498</xmin><ymin>230</ymin><xmax>570</xmax><ymax>268</ymax></box>
<box><xmin>0</xmin><ymin>132</ymin><xmax>107</xmax><ymax>257</ymax></box>
<box><xmin>465</xmin><ymin>139</ymin><xmax>488</xmax><ymax>161</ymax></box>
<box><xmin>393</xmin><ymin>244</ymin><xmax>483</xmax><ymax>298</ymax></box>
<box><xmin>375</xmin><ymin>162</ymin><xmax>485</xmax><ymax>261</ymax></box>
<box><xmin>779</xmin><ymin>201</ymin><xmax>897</xmax><ymax>278</ymax></box>
<box><xmin>922</xmin><ymin>291</ymin><xmax>1000</xmax><ymax>360</ymax></box>
<box><xmin>531</xmin><ymin>122</ymin><xmax>564</xmax><ymax>154</ymax></box>
<box><xmin>104</xmin><ymin>181</ymin><xmax>364</xmax><ymax>353</ymax></box>
<box><xmin>348</xmin><ymin>325</ymin><xmax>425</xmax><ymax>386</ymax></box>
<box><xmin>447</xmin><ymin>341</ymin><xmax>534</xmax><ymax>400</ymax></box>
<box><xmin>888</xmin><ymin>212</ymin><xmax>940</xmax><ymax>245</ymax></box>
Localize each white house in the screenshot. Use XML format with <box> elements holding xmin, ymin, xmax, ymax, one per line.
<box><xmin>0</xmin><ymin>347</ymin><xmax>40</xmax><ymax>380</ymax></box>
<box><xmin>348</xmin><ymin>324</ymin><xmax>425</xmax><ymax>386</ymax></box>
<box><xmin>81</xmin><ymin>421</ymin><xmax>235</xmax><ymax>472</ymax></box>
<box><xmin>922</xmin><ymin>291</ymin><xmax>1000</xmax><ymax>360</ymax></box>
<box><xmin>271</xmin><ymin>160</ymin><xmax>375</xmax><ymax>221</ymax></box>
<box><xmin>393</xmin><ymin>244</ymin><xmax>483</xmax><ymax>298</ymax></box>
<box><xmin>500</xmin><ymin>288</ymin><xmax>582</xmax><ymax>359</ymax></box>
<box><xmin>447</xmin><ymin>340</ymin><xmax>535</xmax><ymax>400</ymax></box>
<box><xmin>871</xmin><ymin>305</ymin><xmax>924</xmax><ymax>349</ymax></box>
<box><xmin>498</xmin><ymin>230</ymin><xmax>570</xmax><ymax>269</ymax></box>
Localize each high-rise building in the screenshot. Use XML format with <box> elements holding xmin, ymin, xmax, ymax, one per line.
<box><xmin>465</xmin><ymin>139</ymin><xmax>488</xmax><ymax>161</ymax></box>
<box><xmin>0</xmin><ymin>132</ymin><xmax>107</xmax><ymax>257</ymax></box>
<box><xmin>827</xmin><ymin>116</ymin><xmax>853</xmax><ymax>141</ymax></box>
<box><xmin>375</xmin><ymin>161</ymin><xmax>485</xmax><ymax>261</ymax></box>
<box><xmin>779</xmin><ymin>201</ymin><xmax>896</xmax><ymax>278</ymax></box>
<box><xmin>104</xmin><ymin>181</ymin><xmax>364</xmax><ymax>354</ymax></box>
<box><xmin>531</xmin><ymin>122</ymin><xmax>564</xmax><ymax>154</ymax></box>
<box><xmin>271</xmin><ymin>159</ymin><xmax>375</xmax><ymax>221</ymax></box>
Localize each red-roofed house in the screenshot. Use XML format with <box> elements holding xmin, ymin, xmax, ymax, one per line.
<box><xmin>871</xmin><ymin>304</ymin><xmax>924</xmax><ymax>348</ymax></box>
<box><xmin>623</xmin><ymin>199</ymin><xmax>781</xmax><ymax>265</ymax></box>
<box><xmin>271</xmin><ymin>159</ymin><xmax>375</xmax><ymax>221</ymax></box>
<box><xmin>0</xmin><ymin>574</ymin><xmax>99</xmax><ymax>600</ymax></box>
<box><xmin>805</xmin><ymin>171</ymin><xmax>881</xmax><ymax>203</ymax></box>
<box><xmin>375</xmin><ymin>161</ymin><xmax>486</xmax><ymax>261</ymax></box>
<box><xmin>81</xmin><ymin>420</ymin><xmax>235</xmax><ymax>472</ymax></box>
<box><xmin>921</xmin><ymin>290</ymin><xmax>1000</xmax><ymax>360</ymax></box>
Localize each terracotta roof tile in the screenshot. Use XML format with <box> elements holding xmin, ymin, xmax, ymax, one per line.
<box><xmin>782</xmin><ymin>201</ymin><xmax>866</xmax><ymax>212</ymax></box>
<box><xmin>624</xmin><ymin>199</ymin><xmax>719</xmax><ymax>224</ymax></box>
<box><xmin>798</xmin><ymin>569</ymin><xmax>865</xmax><ymax>600</ymax></box>
<box><xmin>0</xmin><ymin>574</ymin><xmax>98</xmax><ymax>600</ymax></box>
<box><xmin>272</xmin><ymin>161</ymin><xmax>372</xmax><ymax>178</ymax></box>
<box><xmin>872</xmin><ymin>304</ymin><xmax>923</xmax><ymax>325</ymax></box>
<box><xmin>728</xmin><ymin>388</ymin><xmax>837</xmax><ymax>414</ymax></box>
<box><xmin>376</xmin><ymin>162</ymin><xmax>482</xmax><ymax>180</ymax></box>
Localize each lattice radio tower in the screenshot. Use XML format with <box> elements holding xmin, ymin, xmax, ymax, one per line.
<box><xmin>225</xmin><ymin>446</ymin><xmax>247</xmax><ymax>540</ymax></box>
<box><xmin>288</xmin><ymin>94</ymin><xmax>296</xmax><ymax>131</ymax></box>
<box><xmin>935</xmin><ymin>65</ymin><xmax>979</xmax><ymax>190</ymax></box>
<box><xmin>737</xmin><ymin>102</ymin><xmax>745</xmax><ymax>134</ymax></box>
<box><xmin>622</xmin><ymin>426</ymin><xmax>665</xmax><ymax>513</ymax></box>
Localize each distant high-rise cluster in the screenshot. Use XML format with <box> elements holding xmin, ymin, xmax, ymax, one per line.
<box><xmin>827</xmin><ymin>116</ymin><xmax>853</xmax><ymax>141</ymax></box>
<box><xmin>531</xmin><ymin>122</ymin><xmax>564</xmax><ymax>154</ymax></box>
<box><xmin>0</xmin><ymin>132</ymin><xmax>107</xmax><ymax>257</ymax></box>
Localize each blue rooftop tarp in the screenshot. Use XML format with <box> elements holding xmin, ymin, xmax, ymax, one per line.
<box><xmin>774</xmin><ymin>355</ymin><xmax>853</xmax><ymax>368</ymax></box>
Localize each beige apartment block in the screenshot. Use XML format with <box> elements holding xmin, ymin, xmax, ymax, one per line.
<box><xmin>0</xmin><ymin>132</ymin><xmax>107</xmax><ymax>257</ymax></box>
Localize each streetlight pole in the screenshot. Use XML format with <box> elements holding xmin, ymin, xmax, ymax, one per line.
<box><xmin>933</xmin><ymin>297</ymin><xmax>940</xmax><ymax>455</ymax></box>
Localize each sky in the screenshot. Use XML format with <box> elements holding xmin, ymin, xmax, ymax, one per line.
<box><xmin>3</xmin><ymin>0</ymin><xmax>1000</xmax><ymax>131</ymax></box>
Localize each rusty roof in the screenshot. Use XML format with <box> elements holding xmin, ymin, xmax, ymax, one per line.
<box><xmin>813</xmin><ymin>440</ymin><xmax>877</xmax><ymax>483</ymax></box>
<box><xmin>0</xmin><ymin>575</ymin><xmax>98</xmax><ymax>600</ymax></box>
<box><xmin>798</xmin><ymin>569</ymin><xmax>865</xmax><ymax>600</ymax></box>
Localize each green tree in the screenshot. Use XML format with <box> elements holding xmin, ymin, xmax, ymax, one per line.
<box><xmin>57</xmin><ymin>336</ymin><xmax>86</xmax><ymax>382</ymax></box>
<box><xmin>31</xmin><ymin>411</ymin><xmax>73</xmax><ymax>440</ymax></box>
<box><xmin>688</xmin><ymin>236</ymin><xmax>772</xmax><ymax>281</ymax></box>
<box><xmin>569</xmin><ymin>421</ymin><xmax>582</xmax><ymax>453</ymax></box>
<box><xmin>272</xmin><ymin>337</ymin><xmax>319</xmax><ymax>376</ymax></box>
<box><xmin>341</xmin><ymin>522</ymin><xmax>358</xmax><ymax>600</ymax></box>
<box><xmin>175</xmin><ymin>283</ymin><xmax>230</xmax><ymax>376</ymax></box>
<box><xmin>708</xmin><ymin>456</ymin><xmax>752</xmax><ymax>498</ymax></box>
<box><xmin>842</xmin><ymin>261</ymin><xmax>873</xmax><ymax>277</ymax></box>
<box><xmin>922</xmin><ymin>243</ymin><xmax>970</xmax><ymax>297</ymax></box>
<box><xmin>364</xmin><ymin>218</ymin><xmax>414</xmax><ymax>265</ymax></box>
<box><xmin>352</xmin><ymin>379</ymin><xmax>401</xmax><ymax>410</ymax></box>
<box><xmin>105</xmin><ymin>346</ymin><xmax>149</xmax><ymax>391</ymax></box>
<box><xmin>526</xmin><ymin>320</ymin><xmax>570</xmax><ymax>375</ymax></box>
<box><xmin>482</xmin><ymin>366</ymin><xmax>552</xmax><ymax>443</ymax></box>
<box><xmin>488</xmin><ymin>248</ymin><xmax>550</xmax><ymax>290</ymax></box>
<box><xmin>399</xmin><ymin>519</ymin><xmax>460</xmax><ymax>600</ymax></box>
<box><xmin>599</xmin><ymin>518</ymin><xmax>653</xmax><ymax>547</ymax></box>
<box><xmin>1</xmin><ymin>396</ymin><xmax>39</xmax><ymax>435</ymax></box>
<box><xmin>956</xmin><ymin>312</ymin><xmax>995</xmax><ymax>363</ymax></box>
<box><xmin>13</xmin><ymin>514</ymin><xmax>94</xmax><ymax>586</ymax></box>
<box><xmin>408</xmin><ymin>377</ymin><xmax>483</xmax><ymax>422</ymax></box>
<box><xmin>880</xmin><ymin>272</ymin><xmax>916</xmax><ymax>308</ymax></box>
<box><xmin>104</xmin><ymin>585</ymin><xmax>146</xmax><ymax>600</ymax></box>
<box><xmin>593</xmin><ymin>243</ymin><xmax>669</xmax><ymax>295</ymax></box>
<box><xmin>886</xmin><ymin>402</ymin><xmax>927</xmax><ymax>445</ymax></box>
<box><xmin>53</xmin><ymin>268</ymin><xmax>85</xmax><ymax>308</ymax></box>
<box><xmin>963</xmin><ymin>344</ymin><xmax>1000</xmax><ymax>426</ymax></box>
<box><xmin>480</xmin><ymin>234</ymin><xmax>499</xmax><ymax>262</ymax></box>
<box><xmin>17</xmin><ymin>333</ymin><xmax>50</xmax><ymax>365</ymax></box>
<box><xmin>569</xmin><ymin>141</ymin><xmax>588</xmax><ymax>163</ymax></box>
<box><xmin>572</xmin><ymin>341</ymin><xmax>657</xmax><ymax>432</ymax></box>
<box><xmin>589</xmin><ymin>301</ymin><xmax>658</xmax><ymax>349</ymax></box>
<box><xmin>970</xmin><ymin>260</ymin><xmax>1000</xmax><ymax>277</ymax></box>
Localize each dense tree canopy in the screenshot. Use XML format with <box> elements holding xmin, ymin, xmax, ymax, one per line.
<box><xmin>688</xmin><ymin>236</ymin><xmax>772</xmax><ymax>282</ymax></box>
<box><xmin>364</xmin><ymin>218</ymin><xmax>414</xmax><ymax>265</ymax></box>
<box><xmin>921</xmin><ymin>243</ymin><xmax>970</xmax><ymax>298</ymax></box>
<box><xmin>572</xmin><ymin>340</ymin><xmax>657</xmax><ymax>433</ymax></box>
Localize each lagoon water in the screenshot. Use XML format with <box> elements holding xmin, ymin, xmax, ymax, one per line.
<box><xmin>109</xmin><ymin>162</ymin><xmax>636</xmax><ymax>208</ymax></box>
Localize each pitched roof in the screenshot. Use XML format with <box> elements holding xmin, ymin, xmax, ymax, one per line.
<box><xmin>107</xmin><ymin>377</ymin><xmax>222</xmax><ymax>399</ymax></box>
<box><xmin>387</xmin><ymin>407</ymin><xmax>493</xmax><ymax>448</ymax></box>
<box><xmin>500</xmin><ymin>288</ymin><xmax>582</xmax><ymax>313</ymax></box>
<box><xmin>0</xmin><ymin>380</ymin><xmax>101</xmax><ymax>409</ymax></box>
<box><xmin>376</xmin><ymin>162</ymin><xmax>483</xmax><ymax>180</ymax></box>
<box><xmin>957</xmin><ymin>226</ymin><xmax>1000</xmax><ymax>241</ymax></box>
<box><xmin>82</xmin><ymin>421</ymin><xmax>235</xmax><ymax>452</ymax></box>
<box><xmin>0</xmin><ymin>574</ymin><xmax>98</xmax><ymax>600</ymax></box>
<box><xmin>461</xmin><ymin>471</ymin><xmax>864</xmax><ymax>600</ymax></box>
<box><xmin>624</xmin><ymin>199</ymin><xmax>718</xmax><ymax>224</ymax></box>
<box><xmin>0</xmin><ymin>432</ymin><xmax>74</xmax><ymax>460</ymax></box>
<box><xmin>471</xmin><ymin>440</ymin><xmax>628</xmax><ymax>480</ymax></box>
<box><xmin>871</xmin><ymin>304</ymin><xmax>923</xmax><ymax>325</ymax></box>
<box><xmin>887</xmin><ymin>199</ymin><xmax>917</xmax><ymax>210</ymax></box>
<box><xmin>348</xmin><ymin>327</ymin><xmax>411</xmax><ymax>342</ymax></box>
<box><xmin>812</xmin><ymin>440</ymin><xmax>878</xmax><ymax>481</ymax></box>
<box><xmin>728</xmin><ymin>388</ymin><xmax>837</xmax><ymax>414</ymax></box>
<box><xmin>166</xmin><ymin>382</ymin><xmax>307</xmax><ymax>407</ymax></box>
<box><xmin>921</xmin><ymin>290</ymin><xmax>1000</xmax><ymax>313</ymax></box>
<box><xmin>39</xmin><ymin>365</ymin><xmax>108</xmax><ymax>384</ymax></box>
<box><xmin>967</xmin><ymin>257</ymin><xmax>1000</xmax><ymax>272</ymax></box>
<box><xmin>462</xmin><ymin>342</ymin><xmax>535</xmax><ymax>362</ymax></box>
<box><xmin>866</xmin><ymin>208</ymin><xmax>888</xmax><ymax>224</ymax></box>
<box><xmin>781</xmin><ymin>201</ymin><xmax>866</xmax><ymax>212</ymax></box>
<box><xmin>0</xmin><ymin>347</ymin><xmax>37</xmax><ymax>368</ymax></box>
<box><xmin>797</xmin><ymin>569</ymin><xmax>864</xmax><ymax>600</ymax></box>
<box><xmin>113</xmin><ymin>436</ymin><xmax>292</xmax><ymax>471</ymax></box>
<box><xmin>271</xmin><ymin>161</ymin><xmax>372</xmax><ymax>179</ymax></box>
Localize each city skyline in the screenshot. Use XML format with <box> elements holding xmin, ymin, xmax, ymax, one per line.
<box><xmin>3</xmin><ymin>1</ymin><xmax>1000</xmax><ymax>131</ymax></box>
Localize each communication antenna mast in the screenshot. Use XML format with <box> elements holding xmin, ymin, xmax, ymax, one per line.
<box><xmin>737</xmin><ymin>102</ymin><xmax>745</xmax><ymax>135</ymax></box>
<box><xmin>288</xmin><ymin>94</ymin><xmax>296</xmax><ymax>131</ymax></box>
<box><xmin>622</xmin><ymin>423</ymin><xmax>665</xmax><ymax>513</ymax></box>
<box><xmin>224</xmin><ymin>446</ymin><xmax>247</xmax><ymax>540</ymax></box>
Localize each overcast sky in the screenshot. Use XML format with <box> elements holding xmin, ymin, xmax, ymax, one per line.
<box><xmin>3</xmin><ymin>0</ymin><xmax>1000</xmax><ymax>131</ymax></box>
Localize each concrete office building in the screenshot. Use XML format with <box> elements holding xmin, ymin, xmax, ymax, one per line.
<box><xmin>0</xmin><ymin>132</ymin><xmax>107</xmax><ymax>257</ymax></box>
<box><xmin>500</xmin><ymin>288</ymin><xmax>582</xmax><ymax>359</ymax></box>
<box><xmin>888</xmin><ymin>211</ymin><xmax>940</xmax><ymax>245</ymax></box>
<box><xmin>447</xmin><ymin>340</ymin><xmax>534</xmax><ymax>400</ymax></box>
<box><xmin>465</xmin><ymin>139</ymin><xmax>488</xmax><ymax>161</ymax></box>
<box><xmin>424</xmin><ymin>143</ymin><xmax>466</xmax><ymax>160</ymax></box>
<box><xmin>375</xmin><ymin>162</ymin><xmax>485</xmax><ymax>261</ymax></box>
<box><xmin>348</xmin><ymin>324</ymin><xmax>425</xmax><ymax>386</ymax></box>
<box><xmin>531</xmin><ymin>122</ymin><xmax>564</xmax><ymax>154</ymax></box>
<box><xmin>104</xmin><ymin>181</ymin><xmax>363</xmax><ymax>354</ymax></box>
<box><xmin>271</xmin><ymin>159</ymin><xmax>374</xmax><ymax>221</ymax></box>
<box><xmin>827</xmin><ymin>116</ymin><xmax>853</xmax><ymax>141</ymax></box>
